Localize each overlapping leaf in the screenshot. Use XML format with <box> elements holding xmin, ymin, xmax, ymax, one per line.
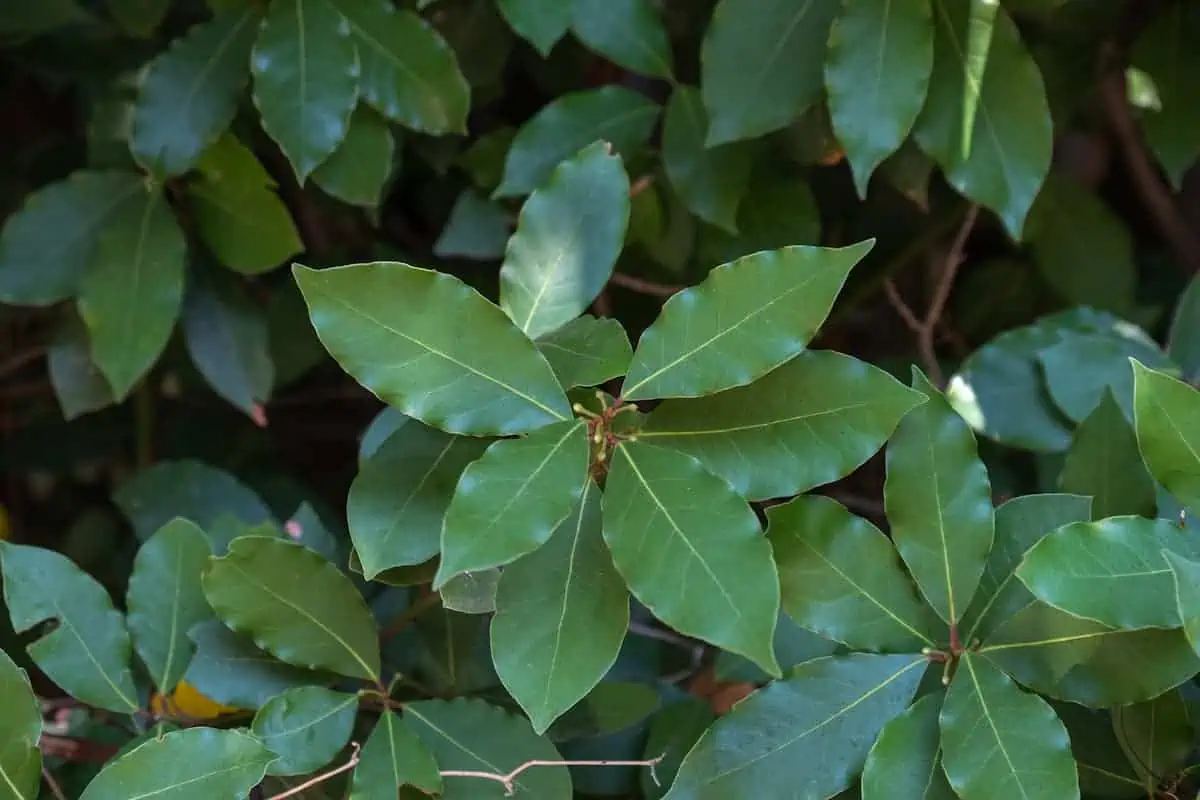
<box><xmin>1130</xmin><ymin>3</ymin><xmax>1200</xmax><ymax>189</ymax></box>
<box><xmin>183</xmin><ymin>620</ymin><xmax>322</xmax><ymax>710</ymax></box>
<box><xmin>1059</xmin><ymin>392</ymin><xmax>1155</xmax><ymax>519</ymax></box>
<box><xmin>47</xmin><ymin>312</ymin><xmax>115</xmax><ymax>420</ymax></box>
<box><xmin>1163</xmin><ymin>550</ymin><xmax>1200</xmax><ymax>659</ymax></box>
<box><xmin>434</xmin><ymin>190</ymin><xmax>512</xmax><ymax>260</ymax></box>
<box><xmin>1132</xmin><ymin>361</ymin><xmax>1200</xmax><ymax>515</ymax></box>
<box><xmin>496</xmin><ymin>0</ymin><xmax>571</xmax><ymax>55</ymax></box>
<box><xmin>311</xmin><ymin>104</ymin><xmax>396</xmax><ymax>208</ymax></box>
<box><xmin>0</xmin><ymin>649</ymin><xmax>41</xmax><ymax>800</ymax></box>
<box><xmin>861</xmin><ymin>692</ymin><xmax>954</xmax><ymax>800</ymax></box>
<box><xmin>350</xmin><ymin>709</ymin><xmax>442</xmax><ymax>797</ymax></box>
<box><xmin>1111</xmin><ymin>689</ymin><xmax>1194</xmax><ymax>790</ymax></box>
<box><xmin>252</xmin><ymin>686</ymin><xmax>357</xmax><ymax>775</ymax></box>
<box><xmin>1037</xmin><ymin>331</ymin><xmax>1171</xmax><ymax>424</ymax></box>
<box><xmin>572</xmin><ymin>0</ymin><xmax>672</xmax><ymax>78</ymax></box>
<box><xmin>535</xmin><ymin>315</ymin><xmax>632</xmax><ymax>389</ymax></box>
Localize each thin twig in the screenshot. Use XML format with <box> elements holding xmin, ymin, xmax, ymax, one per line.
<box><xmin>41</xmin><ymin>767</ymin><xmax>67</xmax><ymax>800</ymax></box>
<box><xmin>608</xmin><ymin>273</ymin><xmax>683</xmax><ymax>297</ymax></box>
<box><xmin>629</xmin><ymin>174</ymin><xmax>655</xmax><ymax>198</ymax></box>
<box><xmin>265</xmin><ymin>743</ymin><xmax>361</xmax><ymax>800</ymax></box>
<box><xmin>441</xmin><ymin>755</ymin><xmax>665</xmax><ymax>797</ymax></box>
<box><xmin>0</xmin><ymin>346</ymin><xmax>45</xmax><ymax>379</ymax></box>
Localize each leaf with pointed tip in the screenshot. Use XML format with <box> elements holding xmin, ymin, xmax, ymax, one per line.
<box><xmin>350</xmin><ymin>709</ymin><xmax>442</xmax><ymax>797</ymax></box>
<box><xmin>183</xmin><ymin>620</ymin><xmax>323</xmax><ymax>709</ymax></box>
<box><xmin>203</xmin><ymin>536</ymin><xmax>381</xmax><ymax>681</ymax></box>
<box><xmin>603</xmin><ymin>441</ymin><xmax>780</xmax><ymax>674</ymax></box>
<box><xmin>768</xmin><ymin>495</ymin><xmax>939</xmax><ymax>652</ymax></box>
<box><xmin>47</xmin><ymin>312</ymin><xmax>114</xmax><ymax>420</ymax></box>
<box><xmin>825</xmin><ymin>0</ymin><xmax>934</xmax><ymax>196</ymax></box>
<box><xmin>1169</xmin><ymin>273</ymin><xmax>1200</xmax><ymax>382</ymax></box>
<box><xmin>440</xmin><ymin>570</ymin><xmax>500</xmax><ymax>615</ymax></box>
<box><xmin>436</xmin><ymin>419</ymin><xmax>589</xmax><ymax>586</ymax></box>
<box><xmin>252</xmin><ymin>686</ymin><xmax>357</xmax><ymax>776</ymax></box>
<box><xmin>499</xmin><ymin>141</ymin><xmax>630</xmax><ymax>339</ymax></box>
<box><xmin>0</xmin><ymin>542</ymin><xmax>138</xmax><ymax>713</ymax></box>
<box><xmin>1054</xmin><ymin>703</ymin><xmax>1143</xmax><ymax>798</ymax></box>
<box><xmin>664</xmin><ymin>654</ymin><xmax>926</xmax><ymax>799</ymax></box>
<box><xmin>1164</xmin><ymin>550</ymin><xmax>1200</xmax><ymax>659</ymax></box>
<box><xmin>294</xmin><ymin>262</ymin><xmax>571</xmax><ymax>435</ymax></box>
<box><xmin>940</xmin><ymin>653</ymin><xmax>1078</xmax><ymax>800</ymax></box>
<box><xmin>621</xmin><ymin>242</ymin><xmax>873</xmax><ymax>401</ymax></box>
<box><xmin>1111</xmin><ymin>689</ymin><xmax>1194</xmax><ymax>790</ymax></box>
<box><xmin>861</xmin><ymin>692</ymin><xmax>954</xmax><ymax>800</ymax></box>
<box><xmin>640</xmin><ymin>351</ymin><xmax>925</xmax><ymax>499</ymax></box>
<box><xmin>0</xmin><ymin>649</ymin><xmax>41</xmax><ymax>800</ymax></box>
<box><xmin>1132</xmin><ymin>361</ymin><xmax>1200</xmax><ymax>516</ymax></box>
<box><xmin>572</xmin><ymin>0</ymin><xmax>672</xmax><ymax>78</ymax></box>
<box><xmin>433</xmin><ymin>190</ymin><xmax>511</xmax><ymax>260</ymax></box>
<box><xmin>885</xmin><ymin>369</ymin><xmax>993</xmax><ymax>625</ymax></box>
<box><xmin>129</xmin><ymin>7</ymin><xmax>260</xmax><ymax>177</ymax></box>
<box><xmin>497</xmin><ymin>0</ymin><xmax>571</xmax><ymax>55</ymax></box>
<box><xmin>312</xmin><ymin>104</ymin><xmax>396</xmax><ymax>208</ymax></box>
<box><xmin>535</xmin><ymin>316</ymin><xmax>632</xmax><ymax>390</ymax></box>
<box><xmin>1131</xmin><ymin>4</ymin><xmax>1200</xmax><ymax>189</ymax></box>
<box><xmin>492</xmin><ymin>481</ymin><xmax>629</xmax><ymax>734</ymax></box>
<box><xmin>1059</xmin><ymin>391</ymin><xmax>1155</xmax><ymax>519</ymax></box>
<box><xmin>1038</xmin><ymin>332</ymin><xmax>1172</xmax><ymax>424</ymax></box>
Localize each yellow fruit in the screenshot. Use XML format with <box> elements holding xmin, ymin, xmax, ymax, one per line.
<box><xmin>151</xmin><ymin>681</ymin><xmax>242</xmax><ymax>719</ymax></box>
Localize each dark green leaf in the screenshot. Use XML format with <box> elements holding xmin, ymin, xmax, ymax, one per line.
<box><xmin>1168</xmin><ymin>273</ymin><xmax>1200</xmax><ymax>382</ymax></box>
<box><xmin>546</xmin><ymin>680</ymin><xmax>658</xmax><ymax>742</ymax></box>
<box><xmin>1055</xmin><ymin>703</ymin><xmax>1143</xmax><ymax>798</ymax></box>
<box><xmin>184</xmin><ymin>619</ymin><xmax>323</xmax><ymax>710</ymax></box>
<box><xmin>1038</xmin><ymin>331</ymin><xmax>1171</xmax><ymax>424</ymax></box>
<box><xmin>535</xmin><ymin>316</ymin><xmax>632</xmax><ymax>389</ymax></box>
<box><xmin>695</xmin><ymin>169</ymin><xmax>821</xmax><ymax>265</ymax></box>
<box><xmin>1111</xmin><ymin>690</ymin><xmax>1194</xmax><ymax>790</ymax></box>
<box><xmin>641</xmin><ymin>698</ymin><xmax>714</xmax><ymax>800</ymax></box>
<box><xmin>713</xmin><ymin>612</ymin><xmax>838</xmax><ymax>683</ymax></box>
<box><xmin>1164</xmin><ymin>550</ymin><xmax>1200</xmax><ymax>660</ymax></box>
<box><xmin>433</xmin><ymin>190</ymin><xmax>512</xmax><ymax>260</ymax></box>
<box><xmin>497</xmin><ymin>0</ymin><xmax>571</xmax><ymax>55</ymax></box>
<box><xmin>351</xmin><ymin>709</ymin><xmax>442</xmax><ymax>797</ymax></box>
<box><xmin>572</xmin><ymin>0</ymin><xmax>672</xmax><ymax>78</ymax></box>
<box><xmin>1132</xmin><ymin>361</ymin><xmax>1200</xmax><ymax>515</ymax></box>
<box><xmin>294</xmin><ymin>262</ymin><xmax>572</xmax><ymax>435</ymax></box>
<box><xmin>1130</xmin><ymin>4</ymin><xmax>1200</xmax><ymax>189</ymax></box>
<box><xmin>861</xmin><ymin>692</ymin><xmax>954</xmax><ymax>800</ymax></box>
<box><xmin>108</xmin><ymin>0</ymin><xmax>169</xmax><ymax>37</ymax></box>
<box><xmin>0</xmin><ymin>0</ymin><xmax>89</xmax><ymax>38</ymax></box>
<box><xmin>252</xmin><ymin>686</ymin><xmax>358</xmax><ymax>776</ymax></box>
<box><xmin>47</xmin><ymin>312</ymin><xmax>114</xmax><ymax>420</ymax></box>
<box><xmin>0</xmin><ymin>649</ymin><xmax>41</xmax><ymax>800</ymax></box>
<box><xmin>203</xmin><ymin>536</ymin><xmax>381</xmax><ymax>681</ymax></box>
<box><xmin>311</xmin><ymin>105</ymin><xmax>396</xmax><ymax>208</ymax></box>
<box><xmin>603</xmin><ymin>441</ymin><xmax>780</xmax><ymax>674</ymax></box>
<box><xmin>1059</xmin><ymin>391</ymin><xmax>1155</xmax><ymax>519</ymax></box>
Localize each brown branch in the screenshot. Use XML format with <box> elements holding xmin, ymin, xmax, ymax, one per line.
<box><xmin>39</xmin><ymin>735</ymin><xmax>119</xmax><ymax>764</ymax></box>
<box><xmin>441</xmin><ymin>755</ymin><xmax>665</xmax><ymax>796</ymax></box>
<box><xmin>0</xmin><ymin>346</ymin><xmax>45</xmax><ymax>379</ymax></box>
<box><xmin>265</xmin><ymin>743</ymin><xmax>361</xmax><ymax>800</ymax></box>
<box><xmin>608</xmin><ymin>273</ymin><xmax>683</xmax><ymax>297</ymax></box>
<box><xmin>42</xmin><ymin>768</ymin><xmax>67</xmax><ymax>800</ymax></box>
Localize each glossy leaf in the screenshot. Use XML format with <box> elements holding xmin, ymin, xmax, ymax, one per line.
<box><xmin>440</xmin><ymin>570</ymin><xmax>500</xmax><ymax>615</ymax></box>
<box><xmin>251</xmin><ymin>0</ymin><xmax>358</xmax><ymax>181</ymax></box>
<box><xmin>126</xmin><ymin>519</ymin><xmax>213</xmax><ymax>693</ymax></box>
<box><xmin>572</xmin><ymin>0</ymin><xmax>672</xmax><ymax>78</ymax></box>
<box><xmin>1168</xmin><ymin>273</ymin><xmax>1200</xmax><ymax>381</ymax></box>
<box><xmin>1131</xmin><ymin>4</ymin><xmax>1200</xmax><ymax>189</ymax></box>
<box><xmin>499</xmin><ymin>140</ymin><xmax>629</xmax><ymax>338</ymax></box>
<box><xmin>700</xmin><ymin>0</ymin><xmax>841</xmax><ymax>145</ymax></box>
<box><xmin>1038</xmin><ymin>331</ymin><xmax>1171</xmax><ymax>424</ymax></box>
<box><xmin>435</xmin><ymin>419</ymin><xmax>589</xmax><ymax>586</ymax></box>
<box><xmin>492</xmin><ymin>481</ymin><xmax>629</xmax><ymax>734</ymax></box>
<box><xmin>497</xmin><ymin>0</ymin><xmax>571</xmax><ymax>55</ymax></box>
<box><xmin>767</xmin><ymin>495</ymin><xmax>938</xmax><ymax>652</ymax></box>
<box><xmin>350</xmin><ymin>709</ymin><xmax>442</xmax><ymax>797</ymax></box>
<box><xmin>203</xmin><ymin>536</ymin><xmax>381</xmax><ymax>681</ymax></box>
<box><xmin>664</xmin><ymin>654</ymin><xmax>926</xmax><ymax>799</ymax></box>
<box><xmin>695</xmin><ymin>168</ymin><xmax>821</xmax><ymax>265</ymax></box>
<box><xmin>1164</xmin><ymin>550</ymin><xmax>1200</xmax><ymax>659</ymax></box>
<box><xmin>295</xmin><ymin>262</ymin><xmax>571</xmax><ymax>435</ymax></box>
<box><xmin>1059</xmin><ymin>391</ymin><xmax>1155</xmax><ymax>519</ymax></box>
<box><xmin>640</xmin><ymin>350</ymin><xmax>925</xmax><ymax>499</ymax></box>
<box><xmin>47</xmin><ymin>312</ymin><xmax>114</xmax><ymax>420</ymax></box>
<box><xmin>546</xmin><ymin>680</ymin><xmax>659</xmax><ymax>742</ymax></box>
<box><xmin>885</xmin><ymin>369</ymin><xmax>994</xmax><ymax>625</ymax></box>
<box><xmin>641</xmin><ymin>698</ymin><xmax>713</xmax><ymax>800</ymax></box>
<box><xmin>348</xmin><ymin>421</ymin><xmax>488</xmax><ymax>578</ymax></box>
<box><xmin>0</xmin><ymin>649</ymin><xmax>40</xmax><ymax>800</ymax></box>
<box><xmin>129</xmin><ymin>7</ymin><xmax>260</xmax><ymax>177</ymax></box>
<box><xmin>78</xmin><ymin>728</ymin><xmax>273</xmax><ymax>800</ymax></box>
<box><xmin>1132</xmin><ymin>361</ymin><xmax>1200</xmax><ymax>515</ymax></box>
<box><xmin>312</xmin><ymin>104</ymin><xmax>396</xmax><ymax>208</ymax></box>
<box><xmin>535</xmin><ymin>315</ymin><xmax>632</xmax><ymax>389</ymax></box>
<box><xmin>1111</xmin><ymin>690</ymin><xmax>1194</xmax><ymax>790</ymax></box>
<box><xmin>495</xmin><ymin>86</ymin><xmax>659</xmax><ymax>197</ymax></box>
<box><xmin>433</xmin><ymin>190</ymin><xmax>511</xmax><ymax>260</ymax></box>
<box><xmin>622</xmin><ymin>241</ymin><xmax>873</xmax><ymax>400</ymax></box>
<box><xmin>183</xmin><ymin>620</ymin><xmax>323</xmax><ymax>709</ymax></box>
<box><xmin>252</xmin><ymin>686</ymin><xmax>358</xmax><ymax>776</ymax></box>
<box><xmin>940</xmin><ymin>653</ymin><xmax>1078</xmax><ymax>800</ymax></box>
<box><xmin>603</xmin><ymin>441</ymin><xmax>780</xmax><ymax>674</ymax></box>
<box><xmin>861</xmin><ymin>692</ymin><xmax>954</xmax><ymax>800</ymax></box>
<box><xmin>0</xmin><ymin>542</ymin><xmax>138</xmax><ymax>713</ymax></box>
<box><xmin>825</xmin><ymin>0</ymin><xmax>934</xmax><ymax>196</ymax></box>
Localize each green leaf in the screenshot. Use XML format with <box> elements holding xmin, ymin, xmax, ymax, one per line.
<box><xmin>202</xmin><ymin>536</ymin><xmax>381</xmax><ymax>681</ymax></box>
<box><xmin>1059</xmin><ymin>391</ymin><xmax>1155</xmax><ymax>519</ymax></box>
<box><xmin>78</xmin><ymin>728</ymin><xmax>274</xmax><ymax>800</ymax></box>
<box><xmin>126</xmin><ymin>519</ymin><xmax>213</xmax><ymax>693</ymax></box>
<box><xmin>47</xmin><ymin>312</ymin><xmax>115</xmax><ymax>420</ymax></box>
<box><xmin>885</xmin><ymin>369</ymin><xmax>994</xmax><ymax>625</ymax></box>
<box><xmin>0</xmin><ymin>0</ymin><xmax>89</xmax><ymax>39</ymax></box>
<box><xmin>0</xmin><ymin>542</ymin><xmax>138</xmax><ymax>713</ymax></box>
<box><xmin>603</xmin><ymin>441</ymin><xmax>780</xmax><ymax>675</ymax></box>
<box><xmin>825</xmin><ymin>0</ymin><xmax>934</xmax><ymax>196</ymax></box>
<box><xmin>1132</xmin><ymin>361</ymin><xmax>1200</xmax><ymax>516</ymax></box>
<box><xmin>546</xmin><ymin>680</ymin><xmax>659</xmax><ymax>742</ymax></box>
<box><xmin>311</xmin><ymin>105</ymin><xmax>396</xmax><ymax>208</ymax></box>
<box><xmin>641</xmin><ymin>698</ymin><xmax>714</xmax><ymax>800</ymax></box>
<box><xmin>129</xmin><ymin>7</ymin><xmax>260</xmax><ymax>177</ymax></box>
<box><xmin>767</xmin><ymin>495</ymin><xmax>939</xmax><ymax>652</ymax></box>
<box><xmin>435</xmin><ymin>419</ymin><xmax>589</xmax><ymax>586</ymax></box>
<box><xmin>0</xmin><ymin>171</ymin><xmax>142</xmax><ymax>306</ymax></box>
<box><xmin>350</xmin><ymin>709</ymin><xmax>442</xmax><ymax>797</ymax></box>
<box><xmin>499</xmin><ymin>140</ymin><xmax>630</xmax><ymax>338</ymax></box>
<box><xmin>492</xmin><ymin>480</ymin><xmax>629</xmax><ymax>734</ymax></box>
<box><xmin>326</xmin><ymin>0</ymin><xmax>469</xmax><ymax>135</ymax></box>
<box><xmin>1111</xmin><ymin>690</ymin><xmax>1194</xmax><ymax>790</ymax></box>
<box><xmin>661</xmin><ymin>86</ymin><xmax>756</xmax><ymax>233</ymax></box>
<box><xmin>665</xmin><ymin>654</ymin><xmax>926</xmax><ymax>799</ymax></box>
<box><xmin>572</xmin><ymin>0</ymin><xmax>672</xmax><ymax>78</ymax></box>
<box><xmin>699</xmin><ymin>0</ymin><xmax>841</xmax><ymax>145</ymax></box>
<box><xmin>940</xmin><ymin>653</ymin><xmax>1078</xmax><ymax>800</ymax></box>
<box><xmin>494</xmin><ymin>86</ymin><xmax>659</xmax><ymax>198</ymax></box>
<box><xmin>640</xmin><ymin>351</ymin><xmax>925</xmax><ymax>499</ymax></box>
<box><xmin>1131</xmin><ymin>4</ymin><xmax>1200</xmax><ymax>189</ymax></box>
<box><xmin>621</xmin><ymin>241</ymin><xmax>873</xmax><ymax>400</ymax></box>
<box><xmin>183</xmin><ymin>619</ymin><xmax>323</xmax><ymax>709</ymax></box>
<box><xmin>982</xmin><ymin>601</ymin><xmax>1200</xmax><ymax>706</ymax></box>
<box><xmin>861</xmin><ymin>692</ymin><xmax>954</xmax><ymax>800</ymax></box>
<box><xmin>349</xmin><ymin>421</ymin><xmax>488</xmax><ymax>578</ymax></box>
<box><xmin>695</xmin><ymin>169</ymin><xmax>821</xmax><ymax>265</ymax></box>
<box><xmin>1038</xmin><ymin>332</ymin><xmax>1171</xmax><ymax>424</ymax></box>
<box><xmin>440</xmin><ymin>570</ymin><xmax>500</xmax><ymax>615</ymax></box>
<box><xmin>535</xmin><ymin>316</ymin><xmax>632</xmax><ymax>390</ymax></box>
<box><xmin>713</xmin><ymin>612</ymin><xmax>838</xmax><ymax>683</ymax></box>
<box><xmin>108</xmin><ymin>0</ymin><xmax>169</xmax><ymax>37</ymax></box>
<box><xmin>961</xmin><ymin>493</ymin><xmax>1091</xmax><ymax>643</ymax></box>
<box><xmin>959</xmin><ymin>0</ymin><xmax>998</xmax><ymax>160</ymax></box>
<box><xmin>402</xmin><ymin>698</ymin><xmax>572</xmax><ymax>798</ymax></box>
<box><xmin>433</xmin><ymin>190</ymin><xmax>512</xmax><ymax>260</ymax></box>
<box><xmin>294</xmin><ymin>262</ymin><xmax>572</xmax><ymax>435</ymax></box>
<box><xmin>251</xmin><ymin>0</ymin><xmax>359</xmax><ymax>181</ymax></box>
<box><xmin>0</xmin><ymin>649</ymin><xmax>41</xmax><ymax>800</ymax></box>
<box><xmin>1164</xmin><ymin>550</ymin><xmax>1200</xmax><ymax>663</ymax></box>
<box><xmin>497</xmin><ymin>0</ymin><xmax>571</xmax><ymax>55</ymax></box>
<box><xmin>912</xmin><ymin>0</ymin><xmax>1052</xmax><ymax>238</ymax></box>
<box><xmin>1055</xmin><ymin>703</ymin><xmax>1143</xmax><ymax>798</ymax></box>
<box><xmin>1168</xmin><ymin>273</ymin><xmax>1200</xmax><ymax>382</ymax></box>
<box><xmin>252</xmin><ymin>686</ymin><xmax>358</xmax><ymax>776</ymax></box>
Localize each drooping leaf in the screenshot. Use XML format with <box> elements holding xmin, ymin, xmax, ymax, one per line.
<box><xmin>767</xmin><ymin>495</ymin><xmax>938</xmax><ymax>652</ymax></box>
<box><xmin>825</xmin><ymin>0</ymin><xmax>934</xmax><ymax>196</ymax></box>
<box><xmin>572</xmin><ymin>0</ymin><xmax>672</xmax><ymax>78</ymax></box>
<box><xmin>546</xmin><ymin>680</ymin><xmax>659</xmax><ymax>742</ymax></box>
<box><xmin>695</xmin><ymin>168</ymin><xmax>822</xmax><ymax>265</ymax></box>
<box><xmin>126</xmin><ymin>519</ymin><xmax>213</xmax><ymax>693</ymax></box>
<box><xmin>1168</xmin><ymin>273</ymin><xmax>1200</xmax><ymax>382</ymax></box>
<box><xmin>1163</xmin><ymin>550</ymin><xmax>1200</xmax><ymax>659</ymax></box>
<box><xmin>699</xmin><ymin>0</ymin><xmax>841</xmax><ymax>145</ymax></box>
<box><xmin>183</xmin><ymin>619</ymin><xmax>323</xmax><ymax>710</ymax></box>
<box><xmin>664</xmin><ymin>654</ymin><xmax>926</xmax><ymax>799</ymax></box>
<box><xmin>1132</xmin><ymin>361</ymin><xmax>1200</xmax><ymax>516</ymax></box>
<box><xmin>435</xmin><ymin>419</ymin><xmax>590</xmax><ymax>586</ymax></box>
<box><xmin>640</xmin><ymin>351</ymin><xmax>925</xmax><ymax>499</ymax></box>
<box><xmin>499</xmin><ymin>140</ymin><xmax>630</xmax><ymax>339</ymax></box>
<box><xmin>252</xmin><ymin>686</ymin><xmax>358</xmax><ymax>776</ymax></box>
<box><xmin>535</xmin><ymin>316</ymin><xmax>633</xmax><ymax>390</ymax></box>
<box><xmin>78</xmin><ymin>728</ymin><xmax>274</xmax><ymax>800</ymax></box>
<box><xmin>0</xmin><ymin>649</ymin><xmax>41</xmax><ymax>800</ymax></box>
<box><xmin>47</xmin><ymin>312</ymin><xmax>115</xmax><ymax>420</ymax></box>
<box><xmin>713</xmin><ymin>612</ymin><xmax>838</xmax><ymax>684</ymax></box>
<box><xmin>641</xmin><ymin>698</ymin><xmax>713</xmax><ymax>800</ymax></box>
<box><xmin>311</xmin><ymin>104</ymin><xmax>396</xmax><ymax>208</ymax></box>
<box><xmin>491</xmin><ymin>481</ymin><xmax>629</xmax><ymax>734</ymax></box>
<box><xmin>1054</xmin><ymin>703</ymin><xmax>1143</xmax><ymax>799</ymax></box>
<box><xmin>348</xmin><ymin>421</ymin><xmax>489</xmax><ymax>578</ymax></box>
<box><xmin>940</xmin><ymin>653</ymin><xmax>1078</xmax><ymax>800</ymax></box>
<box><xmin>251</xmin><ymin>0</ymin><xmax>359</xmax><ymax>181</ymax></box>
<box><xmin>885</xmin><ymin>369</ymin><xmax>994</xmax><ymax>625</ymax></box>
<box><xmin>0</xmin><ymin>542</ymin><xmax>138</xmax><ymax>713</ymax></box>
<box><xmin>1111</xmin><ymin>689</ymin><xmax>1194</xmax><ymax>790</ymax></box>
<box><xmin>1059</xmin><ymin>391</ymin><xmax>1155</xmax><ymax>519</ymax></box>
<box><xmin>129</xmin><ymin>7</ymin><xmax>260</xmax><ymax>177</ymax></box>
<box><xmin>603</xmin><ymin>441</ymin><xmax>780</xmax><ymax>674</ymax></box>
<box><xmin>1130</xmin><ymin>3</ymin><xmax>1200</xmax><ymax>189</ymax></box>
<box><xmin>621</xmin><ymin>241</ymin><xmax>873</xmax><ymax>400</ymax></box>
<box><xmin>494</xmin><ymin>87</ymin><xmax>659</xmax><ymax>197</ymax></box>
<box><xmin>433</xmin><ymin>190</ymin><xmax>512</xmax><ymax>260</ymax></box>
<box><xmin>203</xmin><ymin>536</ymin><xmax>381</xmax><ymax>681</ymax></box>
<box><xmin>497</xmin><ymin>0</ymin><xmax>572</xmax><ymax>55</ymax></box>
<box><xmin>350</xmin><ymin>709</ymin><xmax>442</xmax><ymax>797</ymax></box>
<box><xmin>861</xmin><ymin>692</ymin><xmax>954</xmax><ymax>800</ymax></box>
<box><xmin>294</xmin><ymin>262</ymin><xmax>572</xmax><ymax>435</ymax></box>
<box><xmin>1037</xmin><ymin>331</ymin><xmax>1171</xmax><ymax>424</ymax></box>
